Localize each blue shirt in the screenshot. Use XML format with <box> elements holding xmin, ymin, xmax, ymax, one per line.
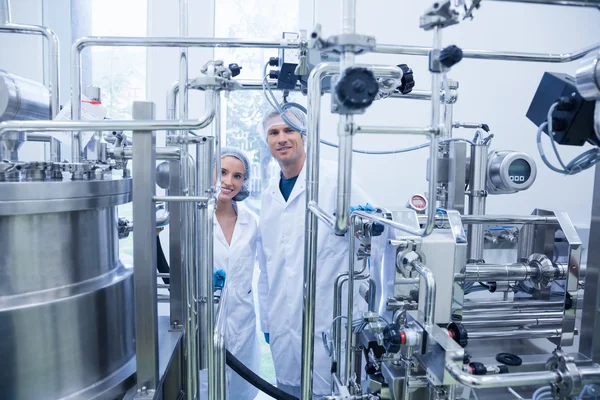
<box><xmin>279</xmin><ymin>172</ymin><xmax>298</xmax><ymax>202</ymax></box>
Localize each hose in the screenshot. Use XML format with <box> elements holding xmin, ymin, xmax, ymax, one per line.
<box><xmin>156</xmin><ymin>231</ymin><xmax>291</xmax><ymax>399</ymax></box>
<box><xmin>225</xmin><ymin>349</ymin><xmax>299</xmax><ymax>400</ymax></box>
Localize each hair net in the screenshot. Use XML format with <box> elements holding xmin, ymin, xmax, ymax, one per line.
<box><xmin>260</xmin><ymin>107</ymin><xmax>307</xmax><ymax>142</ymax></box>
<box><xmin>218</xmin><ymin>146</ymin><xmax>251</xmax><ymax>202</ymax></box>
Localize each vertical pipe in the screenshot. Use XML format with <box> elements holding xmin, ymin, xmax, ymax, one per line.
<box><xmin>301</xmin><ymin>62</ymin><xmax>338</xmax><ymax>400</ymax></box>
<box><xmin>213</xmin><ymin>93</ymin><xmax>222</xmax><ymax>190</ymax></box>
<box><xmin>423</xmin><ymin>27</ymin><xmax>442</xmax><ymax>236</ymax></box>
<box><xmin>197</xmin><ymin>135</ymin><xmax>215</xmax><ymax>372</ymax></box>
<box><xmin>183</xmin><ymin>155</ymin><xmax>198</xmax><ymax>399</ymax></box>
<box><xmin>467</xmin><ymin>143</ymin><xmax>489</xmax><ymax>262</ymax></box>
<box><xmin>335</xmin><ymin>116</ymin><xmax>353</xmax><ymax>235</ymax></box>
<box><xmin>132</xmin><ymin>101</ymin><xmax>159</xmax><ymax>392</ymax></box>
<box><xmin>0</xmin><ymin>0</ymin><xmax>10</xmax><ymax>24</ymax></box>
<box><xmin>71</xmin><ymin>42</ymin><xmax>82</xmax><ymax>163</ymax></box>
<box><xmin>345</xmin><ymin>217</ymin><xmax>357</xmax><ymax>382</ymax></box>
<box><xmin>517</xmin><ymin>224</ymin><xmax>535</xmax><ymax>262</ymax></box>
<box><xmin>334</xmin><ymin>0</ymin><xmax>356</xmax><ymax>235</ymax></box>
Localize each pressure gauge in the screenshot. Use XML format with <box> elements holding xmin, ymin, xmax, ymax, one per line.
<box><xmin>487</xmin><ymin>150</ymin><xmax>537</xmax><ymax>194</ymax></box>
<box><xmin>407</xmin><ymin>194</ymin><xmax>428</xmax><ymax>213</ymax></box>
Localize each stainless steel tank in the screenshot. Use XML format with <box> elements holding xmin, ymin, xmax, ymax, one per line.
<box><xmin>0</xmin><ymin>69</ymin><xmax>51</xmax><ymax>121</ymax></box>
<box><xmin>0</xmin><ymin>175</ymin><xmax>135</xmax><ymax>399</ymax></box>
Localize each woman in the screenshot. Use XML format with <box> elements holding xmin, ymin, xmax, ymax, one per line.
<box><xmin>213</xmin><ymin>147</ymin><xmax>260</xmax><ymax>399</ymax></box>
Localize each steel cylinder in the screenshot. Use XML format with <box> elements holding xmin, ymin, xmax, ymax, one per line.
<box><xmin>0</xmin><ymin>177</ymin><xmax>134</xmax><ymax>399</ymax></box>
<box><xmin>0</xmin><ymin>70</ymin><xmax>50</xmax><ymax>121</ymax></box>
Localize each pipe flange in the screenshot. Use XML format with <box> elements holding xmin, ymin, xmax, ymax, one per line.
<box><xmin>527</xmin><ymin>253</ymin><xmax>555</xmax><ymax>290</ymax></box>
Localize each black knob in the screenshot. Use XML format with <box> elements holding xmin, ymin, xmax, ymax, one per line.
<box><xmin>447</xmin><ymin>322</ymin><xmax>468</xmax><ymax>348</ymax></box>
<box><xmin>469</xmin><ymin>362</ymin><xmax>487</xmax><ymax>376</ymax></box>
<box><xmin>228</xmin><ymin>63</ymin><xmax>242</xmax><ymax>78</ymax></box>
<box><xmin>439</xmin><ymin>45</ymin><xmax>463</xmax><ymax>69</ymax></box>
<box><xmin>269</xmin><ymin>70</ymin><xmax>279</xmax><ymax>80</ymax></box>
<box><xmin>335</xmin><ymin>67</ymin><xmax>379</xmax><ymax>110</ymax></box>
<box><xmin>268</xmin><ymin>57</ymin><xmax>279</xmax><ymax>67</ymax></box>
<box><xmin>498</xmin><ymin>365</ymin><xmax>510</xmax><ymax>374</ymax></box>
<box><xmin>397</xmin><ymin>64</ymin><xmax>415</xmax><ymax>95</ymax></box>
<box><xmin>382</xmin><ymin>324</ymin><xmax>403</xmax><ymax>354</ymax></box>
<box><xmin>371</xmin><ymin>222</ymin><xmax>385</xmax><ymax>237</ymax></box>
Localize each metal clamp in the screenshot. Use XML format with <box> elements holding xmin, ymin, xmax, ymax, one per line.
<box><xmin>550</xmin><ymin>350</ymin><xmax>583</xmax><ymax>398</ymax></box>
<box><xmin>420</xmin><ymin>0</ymin><xmax>460</xmax><ymax>31</ymax></box>
<box><xmin>310</xmin><ymin>27</ymin><xmax>376</xmax><ymax>55</ymax></box>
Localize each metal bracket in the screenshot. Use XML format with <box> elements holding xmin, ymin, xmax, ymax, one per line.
<box><xmin>420</xmin><ymin>0</ymin><xmax>460</xmax><ymax>31</ymax></box>
<box><xmin>310</xmin><ymin>26</ymin><xmax>376</xmax><ymax>55</ymax></box>
<box><xmin>133</xmin><ymin>387</ymin><xmax>156</xmax><ymax>400</ymax></box>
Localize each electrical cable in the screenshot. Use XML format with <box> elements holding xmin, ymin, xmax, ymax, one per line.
<box><xmin>536</xmin><ymin>102</ymin><xmax>600</xmax><ymax>175</ymax></box>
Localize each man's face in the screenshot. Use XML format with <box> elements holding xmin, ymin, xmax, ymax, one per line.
<box><xmin>265</xmin><ymin>116</ymin><xmax>306</xmax><ymax>167</ymax></box>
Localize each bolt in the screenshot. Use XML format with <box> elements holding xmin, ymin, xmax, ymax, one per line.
<box><xmin>352</xmin><ymin>79</ymin><xmax>366</xmax><ymax>93</ymax></box>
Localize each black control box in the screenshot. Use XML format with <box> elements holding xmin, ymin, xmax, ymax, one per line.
<box><xmin>526</xmin><ymin>72</ymin><xmax>598</xmax><ymax>147</ymax></box>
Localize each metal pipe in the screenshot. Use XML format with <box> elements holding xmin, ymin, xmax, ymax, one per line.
<box><xmin>373</xmin><ymin>42</ymin><xmax>600</xmax><ymax>63</ymax></box>
<box><xmin>110</xmin><ymin>146</ymin><xmax>181</xmax><ymax>160</ymax></box>
<box><xmin>214</xmin><ymin>284</ymin><xmax>228</xmax><ymax>400</ymax></box>
<box><xmin>25</xmin><ymin>133</ymin><xmax>51</xmax><ymax>142</ymax></box>
<box><xmin>301</xmin><ymin>61</ymin><xmax>339</xmax><ymax>400</ymax></box>
<box><xmin>462</xmin><ymin>318</ymin><xmax>563</xmax><ymax>328</ymax></box>
<box><xmin>307</xmin><ymin>201</ymin><xmax>335</xmax><ymax>229</ymax></box>
<box><xmin>158</xmin><ymin>273</ymin><xmax>170</xmax><ymax>278</ymax></box>
<box><xmin>467</xmin><ymin>142</ymin><xmax>489</xmax><ymax>262</ymax></box>
<box><xmin>411</xmin><ymin>260</ymin><xmax>436</xmax><ymax>327</ymax></box>
<box><xmin>198</xmin><ymin>138</ymin><xmax>216</xmax><ymax>396</ymax></box>
<box><xmin>486</xmin><ymin>0</ymin><xmax>600</xmax><ymax>6</ymax></box>
<box><xmin>354</xmin><ymin>126</ymin><xmax>435</xmax><ymax>135</ymax></box>
<box><xmin>0</xmin><ymin>117</ymin><xmax>216</xmax><ymax>137</ymax></box>
<box><xmin>158</xmin><ymin>294</ymin><xmax>170</xmax><ymax>302</ymax></box>
<box><xmin>468</xmin><ymin>328</ymin><xmax>562</xmax><ymax>340</ymax></box>
<box><xmin>0</xmin><ymin>13</ymin><xmax>60</xmax><ymax>163</ymax></box>
<box><xmin>419</xmin><ymin>214</ymin><xmax>559</xmax><ymax>225</ymax></box>
<box><xmin>0</xmin><ymin>0</ymin><xmax>9</xmax><ymax>24</ymax></box>
<box><xmin>335</xmin><ymin>116</ymin><xmax>353</xmax><ymax>235</ymax></box>
<box><xmin>153</xmin><ymin>196</ymin><xmax>209</xmax><ymax>203</ymax></box>
<box><xmin>463</xmin><ymin>262</ymin><xmax>538</xmax><ymax>282</ymax></box>
<box><xmin>446</xmin><ymin>362</ymin><xmax>560</xmax><ymax>388</ymax></box>
<box><xmin>333</xmin><ymin>270</ymin><xmax>369</xmax><ymax>378</ymax></box>
<box><xmin>463</xmin><ymin>311</ymin><xmax>564</xmax><ymax>320</ymax></box>
<box><xmin>463</xmin><ymin>300</ymin><xmax>565</xmax><ymax>309</ymax></box>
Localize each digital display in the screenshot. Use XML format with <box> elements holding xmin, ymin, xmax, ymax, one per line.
<box><xmin>508</xmin><ymin>159</ymin><xmax>531</xmax><ymax>183</ymax></box>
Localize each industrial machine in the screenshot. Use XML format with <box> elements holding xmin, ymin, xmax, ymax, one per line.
<box><xmin>2</xmin><ymin>0</ymin><xmax>600</xmax><ymax>399</ymax></box>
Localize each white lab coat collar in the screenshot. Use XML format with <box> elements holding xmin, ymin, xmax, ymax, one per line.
<box><xmin>266</xmin><ymin>162</ymin><xmax>306</xmax><ymax>207</ymax></box>
<box><xmin>214</xmin><ymin>202</ymin><xmax>249</xmax><ymax>248</ymax></box>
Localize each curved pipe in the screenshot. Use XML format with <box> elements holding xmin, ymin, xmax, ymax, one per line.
<box><xmin>411</xmin><ymin>260</ymin><xmax>436</xmax><ymax>327</ymax></box>
<box><xmin>0</xmin><ymin>19</ymin><xmax>61</xmax><ymax>162</ymax></box>
<box><xmin>0</xmin><ymin>89</ymin><xmax>217</xmax><ymax>140</ymax></box>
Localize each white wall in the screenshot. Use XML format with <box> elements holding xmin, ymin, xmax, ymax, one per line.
<box><xmin>147</xmin><ymin>0</ymin><xmax>216</xmax><ymax>259</ymax></box>
<box><xmin>146</xmin><ymin>0</ymin><xmax>215</xmax><ymax>125</ymax></box>
<box><xmin>303</xmin><ymin>1</ymin><xmax>600</xmax><ymax>227</ymax></box>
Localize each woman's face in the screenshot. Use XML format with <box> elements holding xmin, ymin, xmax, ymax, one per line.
<box><xmin>215</xmin><ymin>156</ymin><xmax>245</xmax><ymax>202</ymax></box>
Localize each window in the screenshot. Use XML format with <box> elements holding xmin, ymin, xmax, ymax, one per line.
<box><xmin>90</xmin><ymin>0</ymin><xmax>148</xmax><ymax>257</ymax></box>
<box><xmin>214</xmin><ymin>0</ymin><xmax>300</xmax><ymax>386</ymax></box>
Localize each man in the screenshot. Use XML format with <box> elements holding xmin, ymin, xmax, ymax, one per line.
<box><xmin>257</xmin><ymin>107</ymin><xmax>369</xmax><ymax>398</ymax></box>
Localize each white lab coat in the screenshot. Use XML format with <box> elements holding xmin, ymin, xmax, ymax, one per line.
<box><xmin>258</xmin><ymin>160</ymin><xmax>369</xmax><ymax>396</ymax></box>
<box><xmin>214</xmin><ymin>203</ymin><xmax>260</xmax><ymax>400</ymax></box>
